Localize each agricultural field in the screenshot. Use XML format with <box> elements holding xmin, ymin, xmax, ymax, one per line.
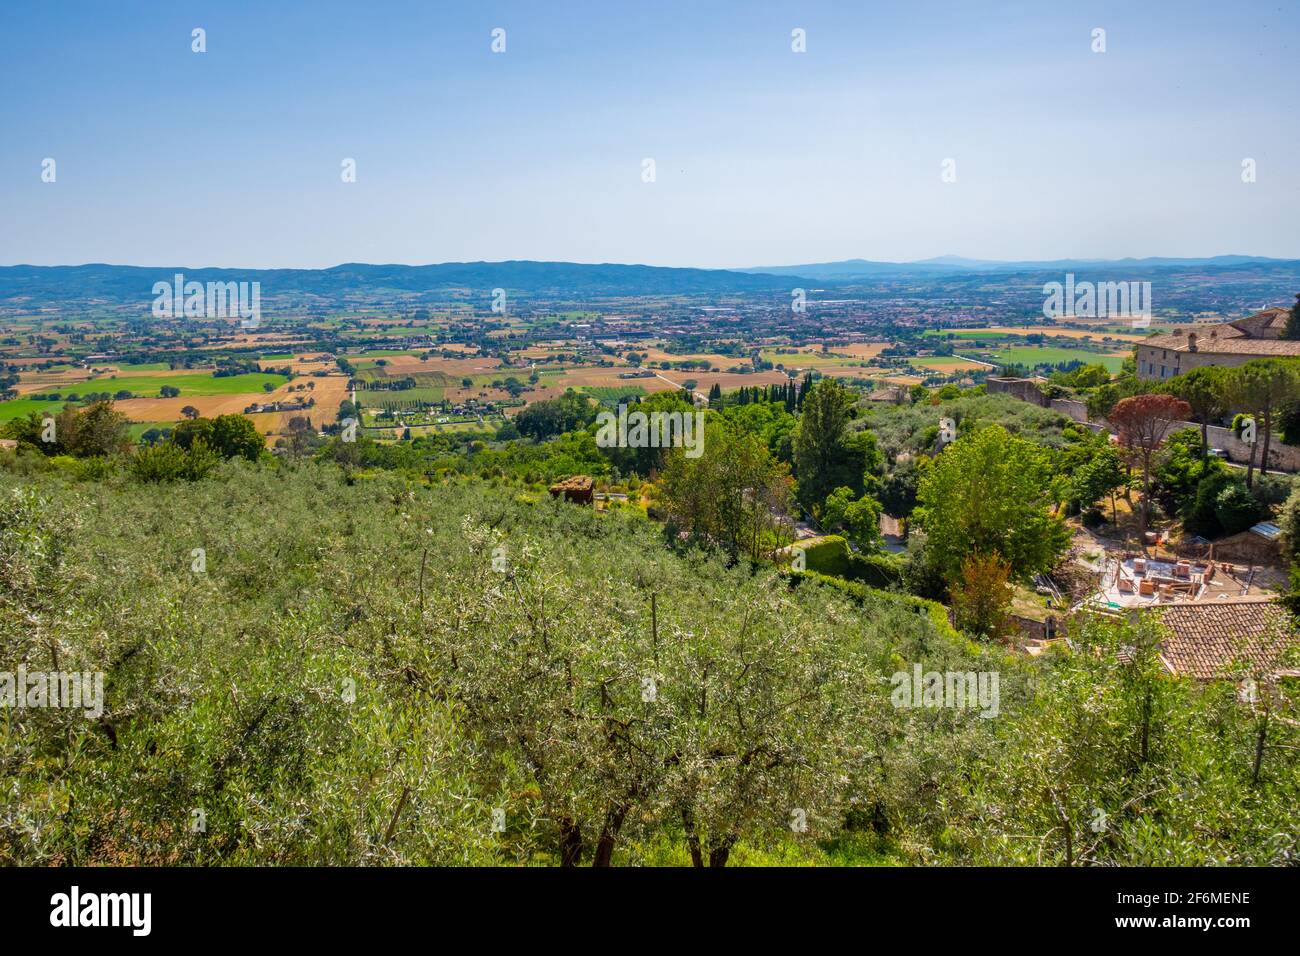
<box><xmin>925</xmin><ymin>326</ymin><xmax>1152</xmax><ymax>344</ymax></box>
<box><xmin>358</xmin><ymin>386</ymin><xmax>447</xmax><ymax>409</ymax></box>
<box><xmin>826</xmin><ymin>342</ymin><xmax>889</xmax><ymax>360</ymax></box>
<box><xmin>0</xmin><ymin>396</ymin><xmax>65</xmax><ymax>422</ymax></box>
<box><xmin>80</xmin><ymin>371</ymin><xmax>287</xmax><ymax>397</ymax></box>
<box><xmin>759</xmin><ymin>348</ymin><xmax>877</xmax><ymax>371</ymax></box>
<box><xmin>580</xmin><ymin>385</ymin><xmax>647</xmax><ymax>407</ymax></box>
<box><xmin>963</xmin><ymin>345</ymin><xmax>1130</xmax><ymax>373</ymax></box>
<box><xmin>909</xmin><ymin>355</ymin><xmax>993</xmax><ymax>373</ymax></box>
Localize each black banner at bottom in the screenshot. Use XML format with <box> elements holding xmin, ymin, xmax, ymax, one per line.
<box><xmin>0</xmin><ymin>866</ymin><xmax>1286</xmax><ymax>942</ymax></box>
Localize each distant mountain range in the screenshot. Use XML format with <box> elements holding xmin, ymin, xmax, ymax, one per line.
<box><xmin>0</xmin><ymin>261</ymin><xmax>798</xmax><ymax>305</ymax></box>
<box><xmin>1</xmin><ymin>256</ymin><xmax>1298</xmax><ymax>307</ymax></box>
<box><xmin>738</xmin><ymin>255</ymin><xmax>1300</xmax><ymax>280</ymax></box>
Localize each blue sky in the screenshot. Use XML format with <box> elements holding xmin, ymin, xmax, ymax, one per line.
<box><xmin>1</xmin><ymin>0</ymin><xmax>1297</xmax><ymax>269</ymax></box>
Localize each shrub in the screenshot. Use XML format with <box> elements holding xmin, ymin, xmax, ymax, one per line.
<box><xmin>795</xmin><ymin>535</ymin><xmax>851</xmax><ymax>576</ymax></box>
<box><xmin>1216</xmin><ymin>482</ymin><xmax>1263</xmax><ymax>536</ymax></box>
<box><xmin>1253</xmin><ymin>473</ymin><xmax>1294</xmax><ymax>508</ymax></box>
<box><xmin>845</xmin><ymin>551</ymin><xmax>907</xmax><ymax>589</ymax></box>
<box><xmin>130</xmin><ymin>441</ymin><xmax>188</xmax><ymax>482</ymax></box>
<box><xmin>1280</xmin><ymin>485</ymin><xmax>1300</xmax><ymax>564</ymax></box>
<box><xmin>950</xmin><ymin>552</ymin><xmax>1013</xmax><ymax>641</ymax></box>
<box><xmin>130</xmin><ymin>439</ymin><xmax>220</xmax><ymax>483</ymax></box>
<box><xmin>1185</xmin><ymin>470</ymin><xmax>1262</xmax><ymax>537</ymax></box>
<box><xmin>790</xmin><ymin>570</ymin><xmax>960</xmax><ymax>641</ymax></box>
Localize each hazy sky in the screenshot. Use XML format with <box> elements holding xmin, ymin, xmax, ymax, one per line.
<box><xmin>2</xmin><ymin>0</ymin><xmax>1297</xmax><ymax>269</ymax></box>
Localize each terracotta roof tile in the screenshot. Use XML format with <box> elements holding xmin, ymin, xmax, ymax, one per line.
<box><xmin>1157</xmin><ymin>598</ymin><xmax>1297</xmax><ymax>679</ymax></box>
<box><xmin>1141</xmin><ymin>307</ymin><xmax>1300</xmax><ymax>357</ymax></box>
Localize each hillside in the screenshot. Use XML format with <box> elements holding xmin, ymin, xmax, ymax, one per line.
<box><xmin>0</xmin><ymin>261</ymin><xmax>805</xmax><ymax>306</ymax></box>
<box><xmin>2</xmin><ymin>460</ymin><xmax>1294</xmax><ymax>866</ymax></box>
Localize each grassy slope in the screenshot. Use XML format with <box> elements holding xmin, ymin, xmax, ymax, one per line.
<box><xmin>1</xmin><ymin>463</ymin><xmax>977</xmax><ymax>865</ymax></box>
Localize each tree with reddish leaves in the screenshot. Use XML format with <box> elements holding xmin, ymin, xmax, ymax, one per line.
<box><xmin>1110</xmin><ymin>393</ymin><xmax>1192</xmax><ymax>540</ymax></box>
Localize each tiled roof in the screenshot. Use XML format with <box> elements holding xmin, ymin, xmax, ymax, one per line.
<box><xmin>1157</xmin><ymin>598</ymin><xmax>1296</xmax><ymax>680</ymax></box>
<box><xmin>1139</xmin><ymin>308</ymin><xmax>1300</xmax><ymax>356</ymax></box>
<box><xmin>549</xmin><ymin>475</ymin><xmax>594</xmax><ymax>492</ymax></box>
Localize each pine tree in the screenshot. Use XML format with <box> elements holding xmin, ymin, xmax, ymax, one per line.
<box><xmin>798</xmin><ymin>372</ymin><xmax>814</xmax><ymax>410</ymax></box>
<box><xmin>1284</xmin><ymin>293</ymin><xmax>1300</xmax><ymax>341</ymax></box>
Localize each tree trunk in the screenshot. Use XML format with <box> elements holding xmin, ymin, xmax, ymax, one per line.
<box><xmin>1260</xmin><ymin>407</ymin><xmax>1273</xmax><ymax>482</ymax></box>
<box><xmin>1252</xmin><ymin>712</ymin><xmax>1269</xmax><ymax>785</ymax></box>
<box><xmin>682</xmin><ymin>809</ymin><xmax>704</xmax><ymax>868</ymax></box>
<box><xmin>1140</xmin><ymin>452</ymin><xmax>1152</xmax><ymax>541</ymax></box>
<box><xmin>708</xmin><ymin>834</ymin><xmax>737</xmax><ymax>867</ymax></box>
<box><xmin>1139</xmin><ymin>687</ymin><xmax>1151</xmax><ymax>765</ymax></box>
<box><xmin>1200</xmin><ymin>421</ymin><xmax>1210</xmax><ymax>462</ymax></box>
<box><xmin>559</xmin><ymin>819</ymin><xmax>584</xmax><ymax>867</ymax></box>
<box><xmin>1246</xmin><ymin>436</ymin><xmax>1258</xmax><ymax>489</ymax></box>
<box><xmin>591</xmin><ymin>805</ymin><xmax>627</xmax><ymax>867</ymax></box>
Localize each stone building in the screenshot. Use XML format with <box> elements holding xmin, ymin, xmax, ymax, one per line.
<box><xmin>1136</xmin><ymin>307</ymin><xmax>1299</xmax><ymax>381</ymax></box>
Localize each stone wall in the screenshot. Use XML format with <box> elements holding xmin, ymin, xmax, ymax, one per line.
<box><xmin>987</xmin><ymin>377</ymin><xmax>1050</xmax><ymax>407</ymax></box>
<box><xmin>1207</xmin><ymin>529</ymin><xmax>1282</xmax><ymax>566</ymax></box>
<box><xmin>1050</xmin><ymin>398</ymin><xmax>1089</xmax><ymax>423</ymax></box>
<box><xmin>1202</xmin><ymin>424</ymin><xmax>1300</xmax><ymax>472</ymax></box>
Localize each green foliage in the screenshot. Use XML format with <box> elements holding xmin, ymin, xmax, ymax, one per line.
<box><xmin>953</xmin><ymin>613</ymin><xmax>1299</xmax><ymax>865</ymax></box>
<box><xmin>1253</xmin><ymin>473</ymin><xmax>1294</xmax><ymax>508</ymax></box>
<box><xmin>1051</xmin><ymin>363</ymin><xmax>1111</xmax><ymax>389</ymax></box>
<box><xmin>657</xmin><ymin>420</ymin><xmax>792</xmax><ymax>563</ymax></box>
<box><xmin>720</xmin><ymin>400</ymin><xmax>797</xmax><ymax>464</ymax></box>
<box><xmin>1283</xmin><ymin>292</ymin><xmax>1300</xmax><ymax>340</ymax></box>
<box><xmin>211</xmin><ymin>414</ymin><xmax>266</xmax><ymax>462</ymax></box>
<box><xmin>880</xmin><ymin>459</ymin><xmax>922</xmax><ymax>520</ymax></box>
<box><xmin>1229</xmin><ymin>359</ymin><xmax>1300</xmax><ymax>485</ymax></box>
<box><xmin>1167</xmin><ymin>366</ymin><xmax>1230</xmax><ymax>454</ymax></box>
<box><xmin>1184</xmin><ymin>469</ymin><xmax>1263</xmax><ymax>538</ymax></box>
<box><xmin>1</xmin><ymin>463</ymin><xmax>1294</xmax><ymax>866</ymax></box>
<box><xmin>862</xmin><ymin>392</ymin><xmax>1071</xmax><ymax>460</ymax></box>
<box><xmin>1151</xmin><ymin>428</ymin><xmax>1223</xmax><ymax>519</ymax></box>
<box><xmin>172</xmin><ymin>413</ymin><xmax>266</xmax><ymax>462</ymax></box>
<box><xmin>821</xmin><ymin>485</ymin><xmax>883</xmax><ymax>549</ymax></box>
<box><xmin>1086</xmin><ymin>374</ymin><xmax>1144</xmax><ymax>420</ymax></box>
<box><xmin>1280</xmin><ymin>484</ymin><xmax>1300</xmax><ymax>565</ymax></box>
<box><xmin>514</xmin><ymin>389</ymin><xmax>597</xmax><ymax>441</ymax></box>
<box><xmin>130</xmin><ymin>438</ymin><xmax>221</xmax><ymax>482</ymax></box>
<box><xmin>844</xmin><ymin>550</ymin><xmax>908</xmax><ymax>590</ymax></box>
<box><xmin>2</xmin><ymin>401</ymin><xmax>131</xmax><ymax>458</ymax></box>
<box><xmin>1067</xmin><ymin>437</ymin><xmax>1129</xmax><ymax>520</ymax></box>
<box><xmin>596</xmin><ymin>390</ymin><xmax>697</xmax><ymax>476</ymax></box>
<box><xmin>1214</xmin><ymin>482</ymin><xmax>1265</xmax><ymax>536</ymax></box>
<box><xmin>1278</xmin><ymin>400</ymin><xmax>1300</xmax><ymax>446</ymax></box>
<box><xmin>795</xmin><ymin>535</ymin><xmax>851</xmax><ymax>576</ymax></box>
<box><xmin>793</xmin><ymin>378</ymin><xmax>882</xmax><ymax>512</ymax></box>
<box><xmin>950</xmin><ymin>552</ymin><xmax>1013</xmax><ymax>641</ymax></box>
<box><xmin>791</xmin><ymin>570</ymin><xmax>960</xmax><ymax>641</ymax></box>
<box><xmin>914</xmin><ymin>425</ymin><xmax>1070</xmax><ymax>585</ymax></box>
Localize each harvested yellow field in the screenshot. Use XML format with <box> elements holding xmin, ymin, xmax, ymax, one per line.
<box><xmin>951</xmin><ymin>325</ymin><xmax>1151</xmax><ymax>343</ymax></box>
<box><xmin>829</xmin><ymin>343</ymin><xmax>889</xmax><ymax>359</ymax></box>
<box><xmin>910</xmin><ymin>357</ymin><xmax>989</xmax><ymax>372</ymax></box>
<box><xmin>114</xmin><ymin>394</ymin><xmax>265</xmax><ymax>421</ymax></box>
<box><xmin>636</xmin><ymin>347</ymin><xmax>740</xmax><ymax>369</ymax></box>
